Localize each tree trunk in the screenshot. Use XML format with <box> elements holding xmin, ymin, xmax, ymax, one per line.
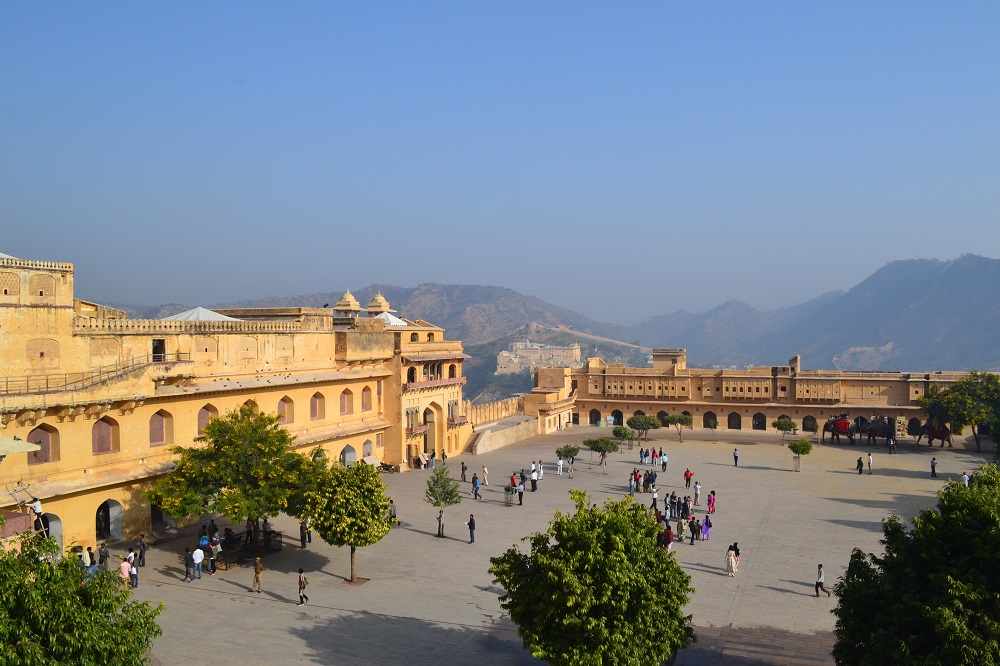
<box><xmin>350</xmin><ymin>545</ymin><xmax>357</xmax><ymax>583</ymax></box>
<box><xmin>973</xmin><ymin>426</ymin><xmax>981</xmax><ymax>452</ymax></box>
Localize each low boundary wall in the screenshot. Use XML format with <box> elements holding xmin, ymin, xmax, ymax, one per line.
<box><xmin>472</xmin><ymin>418</ymin><xmax>538</xmax><ymax>455</ymax></box>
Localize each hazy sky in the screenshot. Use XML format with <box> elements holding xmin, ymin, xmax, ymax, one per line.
<box><xmin>2</xmin><ymin>3</ymin><xmax>998</xmax><ymax>321</ymax></box>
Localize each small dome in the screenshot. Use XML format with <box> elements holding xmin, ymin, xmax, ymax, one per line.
<box><xmin>366</xmin><ymin>292</ymin><xmax>394</xmax><ymax>314</ymax></box>
<box><xmin>334</xmin><ymin>291</ymin><xmax>362</xmax><ymax>314</ymax></box>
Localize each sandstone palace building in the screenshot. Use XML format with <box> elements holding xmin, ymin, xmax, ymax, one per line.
<box><xmin>0</xmin><ymin>252</ymin><xmax>470</xmax><ymax>550</ymax></box>
<box><xmin>529</xmin><ymin>348</ymin><xmax>969</xmax><ymax>437</ymax></box>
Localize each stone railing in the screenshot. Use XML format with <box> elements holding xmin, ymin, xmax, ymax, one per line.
<box><xmin>0</xmin><ymin>258</ymin><xmax>73</xmax><ymax>271</ymax></box>
<box><xmin>74</xmin><ymin>317</ymin><xmax>302</xmax><ymax>333</ymax></box>
<box><xmin>402</xmin><ymin>377</ymin><xmax>467</xmax><ymax>391</ymax></box>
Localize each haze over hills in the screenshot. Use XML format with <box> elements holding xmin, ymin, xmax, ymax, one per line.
<box><xmin>107</xmin><ymin>255</ymin><xmax>1000</xmax><ymax>375</ymax></box>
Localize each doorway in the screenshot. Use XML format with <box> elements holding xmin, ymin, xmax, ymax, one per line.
<box><xmin>152</xmin><ymin>339</ymin><xmax>166</xmax><ymax>362</ymax></box>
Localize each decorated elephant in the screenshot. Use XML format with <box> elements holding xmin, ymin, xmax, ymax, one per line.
<box><xmin>915</xmin><ymin>420</ymin><xmax>953</xmax><ymax>448</ymax></box>
<box><xmin>863</xmin><ymin>415</ymin><xmax>893</xmax><ymax>447</ymax></box>
<box><xmin>822</xmin><ymin>414</ymin><xmax>856</xmax><ymax>444</ymax></box>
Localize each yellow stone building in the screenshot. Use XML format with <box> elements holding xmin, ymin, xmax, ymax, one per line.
<box><xmin>0</xmin><ymin>252</ymin><xmax>470</xmax><ymax>550</ymax></box>
<box><xmin>532</xmin><ymin>348</ymin><xmax>970</xmax><ymax>436</ymax></box>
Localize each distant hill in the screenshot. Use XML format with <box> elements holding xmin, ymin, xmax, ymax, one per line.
<box><xmin>105</xmin><ymin>255</ymin><xmax>1000</xmax><ymax>380</ymax></box>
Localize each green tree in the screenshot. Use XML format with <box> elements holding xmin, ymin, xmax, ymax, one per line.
<box><xmin>306</xmin><ymin>461</ymin><xmax>391</xmax><ymax>583</ymax></box>
<box><xmin>832</xmin><ymin>463</ymin><xmax>1000</xmax><ymax>665</ymax></box>
<box><xmin>707</xmin><ymin>417</ymin><xmax>718</xmax><ymax>442</ymax></box>
<box><xmin>787</xmin><ymin>438</ymin><xmax>812</xmax><ymax>471</ymax></box>
<box><xmin>489</xmin><ymin>491</ymin><xmax>695</xmax><ymax>666</ymax></box>
<box><xmin>584</xmin><ymin>438</ymin><xmax>618</xmax><ymax>474</ymax></box>
<box><xmin>146</xmin><ymin>404</ymin><xmax>318</xmax><ymax>535</ymax></box>
<box><xmin>556</xmin><ymin>444</ymin><xmax>581</xmax><ymax>478</ymax></box>
<box><xmin>626</xmin><ymin>414</ymin><xmax>660</xmax><ymax>441</ymax></box>
<box><xmin>611</xmin><ymin>425</ymin><xmax>636</xmax><ymax>450</ymax></box>
<box><xmin>424</xmin><ymin>466</ymin><xmax>463</xmax><ymax>534</ymax></box>
<box><xmin>0</xmin><ymin>533</ymin><xmax>163</xmax><ymax>665</ymax></box>
<box><xmin>665</xmin><ymin>413</ymin><xmax>693</xmax><ymax>442</ymax></box>
<box><xmin>918</xmin><ymin>371</ymin><xmax>1000</xmax><ymax>452</ymax></box>
<box><xmin>772</xmin><ymin>417</ymin><xmax>797</xmax><ymax>442</ymax></box>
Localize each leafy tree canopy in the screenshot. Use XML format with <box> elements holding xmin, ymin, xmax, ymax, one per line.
<box><xmin>918</xmin><ymin>371</ymin><xmax>1000</xmax><ymax>452</ymax></box>
<box><xmin>583</xmin><ymin>438</ymin><xmax>618</xmax><ymax>455</ymax></box>
<box><xmin>146</xmin><ymin>403</ymin><xmax>318</xmax><ymax>524</ymax></box>
<box><xmin>0</xmin><ymin>534</ymin><xmax>163</xmax><ymax>666</ymax></box>
<box><xmin>611</xmin><ymin>425</ymin><xmax>635</xmax><ymax>444</ymax></box>
<box><xmin>772</xmin><ymin>417</ymin><xmax>797</xmax><ymax>441</ymax></box>
<box><xmin>833</xmin><ymin>463</ymin><xmax>1000</xmax><ymax>666</ymax></box>
<box><xmin>555</xmin><ymin>444</ymin><xmax>580</xmax><ymax>460</ymax></box>
<box><xmin>787</xmin><ymin>438</ymin><xmax>813</xmax><ymax>456</ymax></box>
<box><xmin>306</xmin><ymin>461</ymin><xmax>391</xmax><ymax>582</ymax></box>
<box><xmin>626</xmin><ymin>415</ymin><xmax>660</xmax><ymax>441</ymax></box>
<box><xmin>490</xmin><ymin>490</ymin><xmax>694</xmax><ymax>666</ymax></box>
<box><xmin>424</xmin><ymin>466</ymin><xmax>463</xmax><ymax>509</ymax></box>
<box><xmin>665</xmin><ymin>413</ymin><xmax>693</xmax><ymax>442</ymax></box>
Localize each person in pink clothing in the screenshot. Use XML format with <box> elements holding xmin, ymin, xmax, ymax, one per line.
<box><xmin>707</xmin><ymin>490</ymin><xmax>716</xmax><ymax>514</ymax></box>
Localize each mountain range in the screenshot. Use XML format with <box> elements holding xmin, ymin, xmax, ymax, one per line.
<box><xmin>110</xmin><ymin>254</ymin><xmax>1000</xmax><ymax>374</ymax></box>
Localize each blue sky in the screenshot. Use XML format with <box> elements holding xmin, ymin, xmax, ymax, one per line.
<box><xmin>2</xmin><ymin>3</ymin><xmax>998</xmax><ymax>321</ymax></box>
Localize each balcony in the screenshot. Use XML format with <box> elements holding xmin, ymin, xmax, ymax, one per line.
<box><xmin>403</xmin><ymin>377</ymin><xmax>467</xmax><ymax>392</ymax></box>
<box><xmin>447</xmin><ymin>416</ymin><xmax>469</xmax><ymax>426</ymax></box>
<box><xmin>405</xmin><ymin>424</ymin><xmax>428</xmax><ymax>436</ymax></box>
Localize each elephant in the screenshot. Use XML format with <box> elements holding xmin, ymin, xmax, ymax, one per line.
<box><xmin>822</xmin><ymin>415</ymin><xmax>856</xmax><ymax>444</ymax></box>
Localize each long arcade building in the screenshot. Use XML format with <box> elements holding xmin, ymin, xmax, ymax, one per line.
<box><xmin>0</xmin><ymin>252</ymin><xmax>470</xmax><ymax>550</ymax></box>
<box><xmin>543</xmin><ymin>349</ymin><xmax>969</xmax><ymax>435</ymax></box>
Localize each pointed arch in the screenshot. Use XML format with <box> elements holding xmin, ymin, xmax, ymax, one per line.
<box><xmin>277</xmin><ymin>396</ymin><xmax>294</xmax><ymax>424</ymax></box>
<box><xmin>310</xmin><ymin>392</ymin><xmax>325</xmax><ymax>420</ymax></box>
<box><xmin>92</xmin><ymin>416</ymin><xmax>119</xmax><ymax>454</ymax></box>
<box><xmin>198</xmin><ymin>404</ymin><xmax>218</xmax><ymax>435</ymax></box>
<box><xmin>27</xmin><ymin>424</ymin><xmax>60</xmax><ymax>465</ymax></box>
<box><xmin>149</xmin><ymin>409</ymin><xmax>174</xmax><ymax>446</ymax></box>
<box><xmin>728</xmin><ymin>412</ymin><xmax>742</xmax><ymax>430</ymax></box>
<box><xmin>340</xmin><ymin>389</ymin><xmax>354</xmax><ymax>415</ymax></box>
<box><xmin>703</xmin><ymin>411</ymin><xmax>717</xmax><ymax>429</ymax></box>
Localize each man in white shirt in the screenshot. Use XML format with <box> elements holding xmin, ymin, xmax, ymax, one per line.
<box><xmin>557</xmin><ymin>457</ymin><xmax>564</xmax><ymax>475</ymax></box>
<box><xmin>538</xmin><ymin>460</ymin><xmax>544</xmax><ymax>479</ymax></box>
<box><xmin>867</xmin><ymin>453</ymin><xmax>873</xmax><ymax>474</ymax></box>
<box><xmin>530</xmin><ymin>469</ymin><xmax>538</xmax><ymax>492</ymax></box>
<box><xmin>190</xmin><ymin>546</ymin><xmax>204</xmax><ymax>580</ymax></box>
<box><xmin>961</xmin><ymin>472</ymin><xmax>970</xmax><ymax>487</ymax></box>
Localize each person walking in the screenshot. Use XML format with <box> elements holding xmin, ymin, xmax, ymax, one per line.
<box><xmin>98</xmin><ymin>542</ymin><xmax>110</xmax><ymax>571</ymax></box>
<box><xmin>815</xmin><ymin>564</ymin><xmax>832</xmax><ymax>597</ymax></box>
<box><xmin>707</xmin><ymin>490</ymin><xmax>716</xmax><ymax>514</ymax></box>
<box><xmin>461</xmin><ymin>461</ymin><xmax>467</xmax><ymax>482</ymax></box>
<box><xmin>482</xmin><ymin>464</ymin><xmax>489</xmax><ymax>486</ymax></box>
<box><xmin>661</xmin><ymin>453</ymin><xmax>668</xmax><ymax>473</ymax></box>
<box><xmin>628</xmin><ymin>473</ymin><xmax>635</xmax><ymax>496</ymax></box>
<box><xmin>389</xmin><ymin>499</ymin><xmax>399</xmax><ymax>525</ymax></box>
<box><xmin>867</xmin><ymin>452</ymin><xmax>873</xmax><ymax>475</ymax></box>
<box><xmin>297</xmin><ymin>568</ymin><xmax>309</xmax><ymax>606</ymax></box>
<box><xmin>732</xmin><ymin>542</ymin><xmax>741</xmax><ymax>571</ymax></box>
<box><xmin>530</xmin><ymin>468</ymin><xmax>538</xmax><ymax>492</ymax></box>
<box><xmin>733</xmin><ymin>448</ymin><xmax>740</xmax><ymax>467</ymax></box>
<box><xmin>436</xmin><ymin>510</ymin><xmax>445</xmax><ymax>538</ymax></box>
<box><xmin>251</xmin><ymin>557</ymin><xmax>263</xmax><ymax>593</ymax></box>
<box><xmin>472</xmin><ymin>473</ymin><xmax>481</xmax><ymax>499</ymax></box>
<box><xmin>557</xmin><ymin>456</ymin><xmax>564</xmax><ymax>475</ymax></box>
<box><xmin>300</xmin><ymin>522</ymin><xmax>308</xmax><ymax>548</ymax></box>
<box><xmin>702</xmin><ymin>515</ymin><xmax>712</xmax><ymax>540</ymax></box>
<box><xmin>137</xmin><ymin>534</ymin><xmax>148</xmax><ymax>567</ymax></box>
<box><xmin>650</xmin><ymin>486</ymin><xmax>658</xmax><ymax>513</ymax></box>
<box><xmin>856</xmin><ymin>457</ymin><xmax>864</xmax><ymax>475</ymax></box>
<box><xmin>467</xmin><ymin>514</ymin><xmax>476</xmax><ymax>544</ymax></box>
<box><xmin>538</xmin><ymin>460</ymin><xmax>544</xmax><ymax>479</ymax></box>
<box><xmin>688</xmin><ymin>517</ymin><xmax>698</xmax><ymax>545</ymax></box>
<box><xmin>190</xmin><ymin>544</ymin><xmax>204</xmax><ymax>580</ymax></box>
<box><xmin>516</xmin><ymin>482</ymin><xmax>524</xmax><ymax>505</ymax></box>
<box><xmin>683</xmin><ymin>468</ymin><xmax>692</xmax><ymax>489</ymax></box>
<box><xmin>694</xmin><ymin>481</ymin><xmax>702</xmax><ymax>506</ymax></box>
<box><xmin>442</xmin><ymin>451</ymin><xmax>447</xmax><ymax>466</ymax></box>
<box><xmin>725</xmin><ymin>544</ymin><xmax>738</xmax><ymax>577</ymax></box>
<box><xmin>930</xmin><ymin>457</ymin><xmax>938</xmax><ymax>478</ymax></box>
<box><xmin>183</xmin><ymin>547</ymin><xmax>195</xmax><ymax>582</ymax></box>
<box><xmin>119</xmin><ymin>558</ymin><xmax>131</xmax><ymax>591</ymax></box>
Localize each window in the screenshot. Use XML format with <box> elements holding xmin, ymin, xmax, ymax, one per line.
<box><xmin>92</xmin><ymin>417</ymin><xmax>120</xmax><ymax>454</ymax></box>
<box><xmin>277</xmin><ymin>396</ymin><xmax>294</xmax><ymax>424</ymax></box>
<box><xmin>410</xmin><ymin>333</ymin><xmax>418</xmax><ymax>342</ymax></box>
<box><xmin>310</xmin><ymin>393</ymin><xmax>325</xmax><ymax>420</ymax></box>
<box><xmin>449</xmin><ymin>364</ymin><xmax>457</xmax><ymax>379</ymax></box>
<box><xmin>427</xmin><ymin>333</ymin><xmax>435</xmax><ymax>341</ymax></box>
<box><xmin>27</xmin><ymin>425</ymin><xmax>59</xmax><ymax>465</ymax></box>
<box><xmin>361</xmin><ymin>386</ymin><xmax>372</xmax><ymax>412</ymax></box>
<box><xmin>198</xmin><ymin>404</ymin><xmax>218</xmax><ymax>436</ymax></box>
<box><xmin>149</xmin><ymin>410</ymin><xmax>173</xmax><ymax>447</ymax></box>
<box><xmin>340</xmin><ymin>389</ymin><xmax>353</xmax><ymax>415</ymax></box>
<box><xmin>407</xmin><ymin>367</ymin><xmax>416</xmax><ymax>383</ymax></box>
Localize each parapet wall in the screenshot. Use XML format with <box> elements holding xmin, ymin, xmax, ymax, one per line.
<box><xmin>466</xmin><ymin>397</ymin><xmax>521</xmax><ymax>425</ymax></box>
<box><xmin>472</xmin><ymin>418</ymin><xmax>538</xmax><ymax>455</ymax></box>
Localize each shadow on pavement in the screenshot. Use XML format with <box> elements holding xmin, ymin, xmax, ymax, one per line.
<box><xmin>823</xmin><ymin>518</ymin><xmax>884</xmax><ymax>533</ymax></box>
<box><xmin>292</xmin><ymin>611</ymin><xmax>538</xmax><ymax>665</ymax></box>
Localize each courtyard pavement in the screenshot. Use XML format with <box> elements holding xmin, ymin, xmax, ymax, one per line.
<box><xmin>131</xmin><ymin>426</ymin><xmax>992</xmax><ymax>665</ymax></box>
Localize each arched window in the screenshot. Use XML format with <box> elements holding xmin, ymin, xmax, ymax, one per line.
<box><xmin>449</xmin><ymin>364</ymin><xmax>457</xmax><ymax>379</ymax></box>
<box><xmin>149</xmin><ymin>410</ymin><xmax>173</xmax><ymax>446</ymax></box>
<box><xmin>410</xmin><ymin>333</ymin><xmax>418</xmax><ymax>342</ymax></box>
<box><xmin>728</xmin><ymin>412</ymin><xmax>742</xmax><ymax>430</ymax></box>
<box><xmin>802</xmin><ymin>415</ymin><xmax>818</xmax><ymax>432</ymax></box>
<box><xmin>752</xmin><ymin>412</ymin><xmax>767</xmax><ymax>430</ymax></box>
<box><xmin>657</xmin><ymin>411</ymin><xmax>669</xmax><ymax>426</ymax></box>
<box><xmin>92</xmin><ymin>416</ymin><xmax>120</xmax><ymax>454</ymax></box>
<box><xmin>703</xmin><ymin>411</ymin><xmax>717</xmax><ymax>429</ymax></box>
<box><xmin>427</xmin><ymin>333</ymin><xmax>435</xmax><ymax>342</ymax></box>
<box><xmin>589</xmin><ymin>409</ymin><xmax>602</xmax><ymax>425</ymax></box>
<box><xmin>340</xmin><ymin>389</ymin><xmax>354</xmax><ymax>415</ymax></box>
<box><xmin>243</xmin><ymin>399</ymin><xmax>258</xmax><ymax>410</ymax></box>
<box><xmin>361</xmin><ymin>386</ymin><xmax>372</xmax><ymax>412</ymax></box>
<box><xmin>407</xmin><ymin>367</ymin><xmax>416</xmax><ymax>383</ymax></box>
<box><xmin>310</xmin><ymin>393</ymin><xmax>325</xmax><ymax>420</ymax></box>
<box><xmin>277</xmin><ymin>396</ymin><xmax>294</xmax><ymax>424</ymax></box>
<box><xmin>198</xmin><ymin>404</ymin><xmax>218</xmax><ymax>436</ymax></box>
<box><xmin>27</xmin><ymin>424</ymin><xmax>59</xmax><ymax>465</ymax></box>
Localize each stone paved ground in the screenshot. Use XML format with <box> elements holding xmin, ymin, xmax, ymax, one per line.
<box><xmin>132</xmin><ymin>426</ymin><xmax>991</xmax><ymax>665</ymax></box>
